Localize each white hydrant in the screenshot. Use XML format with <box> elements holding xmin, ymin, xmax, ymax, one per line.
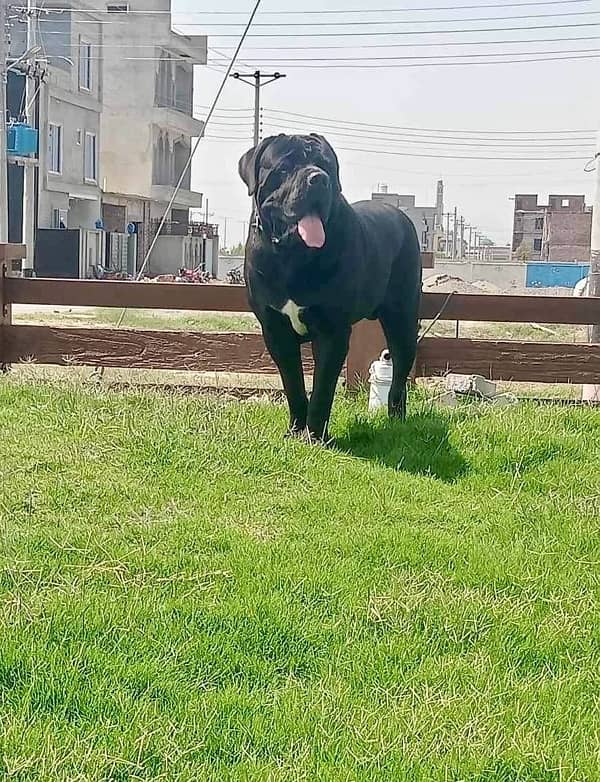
<box><xmin>368</xmin><ymin>350</ymin><xmax>393</xmax><ymax>412</ymax></box>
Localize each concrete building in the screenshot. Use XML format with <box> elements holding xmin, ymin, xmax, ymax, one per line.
<box><xmin>371</xmin><ymin>180</ymin><xmax>444</xmax><ymax>253</ymax></box>
<box><xmin>99</xmin><ymin>0</ymin><xmax>207</xmax><ymax>260</ymax></box>
<box><xmin>7</xmin><ymin>0</ymin><xmax>208</xmax><ymax>276</ymax></box>
<box><xmin>512</xmin><ymin>194</ymin><xmax>592</xmax><ymax>262</ymax></box>
<box><xmin>8</xmin><ymin>4</ymin><xmax>104</xmax><ymax>233</ymax></box>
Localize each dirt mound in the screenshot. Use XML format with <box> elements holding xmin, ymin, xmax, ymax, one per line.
<box><xmin>422</xmin><ymin>273</ymin><xmax>484</xmax><ymax>295</ymax></box>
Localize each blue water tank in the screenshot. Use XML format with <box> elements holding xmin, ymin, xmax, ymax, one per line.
<box><xmin>7</xmin><ymin>123</ymin><xmax>39</xmax><ymax>157</ymax></box>
<box><xmin>526</xmin><ymin>262</ymin><xmax>590</xmax><ymax>289</ymax></box>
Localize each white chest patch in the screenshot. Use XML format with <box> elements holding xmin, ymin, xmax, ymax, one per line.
<box><xmin>281</xmin><ymin>299</ymin><xmax>308</xmax><ymax>336</ymax></box>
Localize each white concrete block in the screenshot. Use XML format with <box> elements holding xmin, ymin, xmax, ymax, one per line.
<box><xmin>446</xmin><ymin>374</ymin><xmax>497</xmax><ymax>398</ymax></box>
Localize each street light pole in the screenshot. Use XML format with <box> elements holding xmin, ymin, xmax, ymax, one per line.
<box><xmin>583</xmin><ymin>132</ymin><xmax>600</xmax><ymax>402</ymax></box>
<box><xmin>231</xmin><ymin>71</ymin><xmax>286</xmax><ymax>146</ymax></box>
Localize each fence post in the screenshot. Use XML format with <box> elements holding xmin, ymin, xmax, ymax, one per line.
<box><xmin>345</xmin><ymin>319</ymin><xmax>387</xmax><ymax>390</ymax></box>
<box><xmin>0</xmin><ymin>244</ymin><xmax>24</xmax><ymax>372</ymax></box>
<box><xmin>345</xmin><ymin>318</ymin><xmax>421</xmax><ymax>392</ymax></box>
<box><xmin>0</xmin><ymin>258</ymin><xmax>10</xmax><ymax>372</ymax></box>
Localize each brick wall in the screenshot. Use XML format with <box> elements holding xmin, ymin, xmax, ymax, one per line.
<box><xmin>543</xmin><ymin>211</ymin><xmax>592</xmax><ymax>262</ymax></box>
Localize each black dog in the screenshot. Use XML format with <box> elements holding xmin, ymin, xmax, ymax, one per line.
<box><xmin>239</xmin><ymin>133</ymin><xmax>422</xmax><ymax>442</ymax></box>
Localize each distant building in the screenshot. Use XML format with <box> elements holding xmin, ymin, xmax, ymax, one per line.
<box><xmin>512</xmin><ymin>194</ymin><xmax>592</xmax><ymax>262</ymax></box>
<box><xmin>100</xmin><ymin>0</ymin><xmax>207</xmax><ymax>245</ymax></box>
<box><xmin>371</xmin><ymin>180</ymin><xmax>444</xmax><ymax>253</ymax></box>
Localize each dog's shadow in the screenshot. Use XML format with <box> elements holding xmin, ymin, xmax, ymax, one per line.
<box><xmin>334</xmin><ymin>410</ymin><xmax>469</xmax><ymax>482</ymax></box>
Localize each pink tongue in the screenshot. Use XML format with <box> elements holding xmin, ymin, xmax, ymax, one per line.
<box><xmin>297</xmin><ymin>215</ymin><xmax>325</xmax><ymax>248</ymax></box>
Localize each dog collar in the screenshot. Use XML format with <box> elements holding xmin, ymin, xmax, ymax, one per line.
<box><xmin>252</xmin><ymin>208</ymin><xmax>281</xmax><ymax>244</ymax></box>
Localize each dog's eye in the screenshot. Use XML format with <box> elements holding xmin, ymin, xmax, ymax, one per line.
<box><xmin>268</xmin><ymin>169</ymin><xmax>287</xmax><ymax>188</ymax></box>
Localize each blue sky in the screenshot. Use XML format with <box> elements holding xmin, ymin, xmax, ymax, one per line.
<box><xmin>179</xmin><ymin>0</ymin><xmax>599</xmax><ymax>247</ymax></box>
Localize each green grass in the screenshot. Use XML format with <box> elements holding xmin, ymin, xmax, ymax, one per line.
<box><xmin>1</xmin><ymin>381</ymin><xmax>600</xmax><ymax>781</ymax></box>
<box><xmin>13</xmin><ymin>307</ymin><xmax>260</xmax><ymax>333</ymax></box>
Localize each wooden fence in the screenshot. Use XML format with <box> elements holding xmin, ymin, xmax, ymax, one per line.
<box><xmin>2</xmin><ymin>244</ymin><xmax>600</xmax><ymax>386</ymax></box>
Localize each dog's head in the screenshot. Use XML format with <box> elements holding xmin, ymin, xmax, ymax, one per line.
<box><xmin>238</xmin><ymin>133</ymin><xmax>341</xmax><ymax>249</ymax></box>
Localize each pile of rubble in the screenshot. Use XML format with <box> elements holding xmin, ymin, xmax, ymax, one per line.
<box><xmin>436</xmin><ymin>374</ymin><xmax>518</xmax><ymax>408</ymax></box>
<box><xmin>145</xmin><ymin>268</ymin><xmax>213</xmax><ymax>284</ymax></box>
<box><xmin>422</xmin><ymin>273</ymin><xmax>500</xmax><ymax>295</ymax></box>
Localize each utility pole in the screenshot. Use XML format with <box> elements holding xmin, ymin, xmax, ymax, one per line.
<box><xmin>0</xmin><ymin>0</ymin><xmax>8</xmax><ymax>244</ymax></box>
<box><xmin>583</xmin><ymin>132</ymin><xmax>600</xmax><ymax>402</ymax></box>
<box><xmin>444</xmin><ymin>212</ymin><xmax>451</xmax><ymax>258</ymax></box>
<box><xmin>231</xmin><ymin>71</ymin><xmax>286</xmax><ymax>146</ymax></box>
<box><xmin>460</xmin><ymin>216</ymin><xmax>465</xmax><ymax>261</ymax></box>
<box><xmin>468</xmin><ymin>225</ymin><xmax>473</xmax><ymax>259</ymax></box>
<box><xmin>452</xmin><ymin>207</ymin><xmax>458</xmax><ymax>259</ymax></box>
<box><xmin>22</xmin><ymin>0</ymin><xmax>36</xmax><ymax>273</ymax></box>
<box><xmin>204</xmin><ymin>197</ymin><xmax>209</xmax><ymax>225</ymax></box>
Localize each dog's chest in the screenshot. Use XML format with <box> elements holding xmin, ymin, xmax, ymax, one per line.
<box><xmin>280</xmin><ymin>299</ymin><xmax>308</xmax><ymax>336</ymax></box>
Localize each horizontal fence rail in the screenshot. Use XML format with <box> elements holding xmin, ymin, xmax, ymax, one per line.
<box><xmin>417</xmin><ymin>338</ymin><xmax>600</xmax><ymax>384</ymax></box>
<box><xmin>6</xmin><ymin>277</ymin><xmax>600</xmax><ymax>325</ymax></box>
<box><xmin>5</xmin><ymin>327</ymin><xmax>314</xmax><ymax>374</ymax></box>
<box><xmin>2</xmin><ymin>264</ymin><xmax>600</xmax><ymax>388</ymax></box>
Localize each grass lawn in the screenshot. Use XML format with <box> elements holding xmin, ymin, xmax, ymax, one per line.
<box><xmin>1</xmin><ymin>381</ymin><xmax>600</xmax><ymax>781</ymax></box>
<box><xmin>13</xmin><ymin>306</ymin><xmax>260</xmax><ymax>333</ymax></box>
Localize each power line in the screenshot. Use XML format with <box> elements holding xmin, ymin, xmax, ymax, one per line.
<box><xmin>195</xmin><ymin>105</ymin><xmax>255</xmax><ymax>112</ymax></box>
<box><xmin>13</xmin><ymin>0</ymin><xmax>594</xmax><ymax>14</ymax></box>
<box><xmin>208</xmin><ymin>45</ymin><xmax>600</xmax><ymax>63</ymax></box>
<box><xmin>209</xmin><ymin>45</ymin><xmax>254</xmax><ymax>72</ymax></box>
<box><xmin>194</xmin><ymin>34</ymin><xmax>600</xmax><ymax>50</ymax></box>
<box><xmin>203</xmin><ymin>119</ymin><xmax>591</xmax><ymax>159</ymax></box>
<box><xmin>36</xmin><ymin>10</ymin><xmax>600</xmax><ymax>26</ymax></box>
<box><xmin>258</xmin><ymin>122</ymin><xmax>594</xmax><ymax>149</ymax></box>
<box><xmin>205</xmin><ymin>135</ymin><xmax>253</xmax><ymax>141</ymax></box>
<box><xmin>19</xmin><ymin>31</ymin><xmax>600</xmax><ymax>50</ymax></box>
<box><xmin>28</xmin><ymin>20</ymin><xmax>600</xmax><ymax>38</ymax></box>
<box><xmin>200</xmin><ymin>104</ymin><xmax>595</xmax><ymax>136</ymax></box>
<box><xmin>180</xmin><ymin>21</ymin><xmax>600</xmax><ymax>36</ymax></box>
<box><xmin>222</xmin><ymin>122</ymin><xmax>594</xmax><ymax>144</ymax></box>
<box><xmin>327</xmin><ymin>144</ymin><xmax>588</xmax><ymax>160</ymax></box>
<box><xmin>235</xmin><ymin>52</ymin><xmax>600</xmax><ymax>66</ymax></box>
<box><xmin>41</xmin><ymin>48</ymin><xmax>600</xmax><ymax>66</ymax></box>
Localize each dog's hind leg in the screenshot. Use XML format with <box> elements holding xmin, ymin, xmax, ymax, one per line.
<box><xmin>261</xmin><ymin>308</ymin><xmax>308</xmax><ymax>434</ymax></box>
<box><xmin>378</xmin><ymin>309</ymin><xmax>418</xmax><ymax>421</ymax></box>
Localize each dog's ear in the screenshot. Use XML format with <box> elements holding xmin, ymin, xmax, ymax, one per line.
<box><xmin>238</xmin><ymin>136</ymin><xmax>280</xmax><ymax>196</ymax></box>
<box><xmin>309</xmin><ymin>133</ymin><xmax>341</xmax><ymax>193</ymax></box>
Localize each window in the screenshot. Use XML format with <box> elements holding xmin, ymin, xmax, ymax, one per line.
<box><xmin>534</xmin><ymin>238</ymin><xmax>542</xmax><ymax>251</ymax></box>
<box><xmin>84</xmin><ymin>132</ymin><xmax>97</xmax><ymax>182</ymax></box>
<box><xmin>535</xmin><ymin>217</ymin><xmax>544</xmax><ymax>230</ymax></box>
<box><xmin>79</xmin><ymin>40</ymin><xmax>92</xmax><ymax>91</ymax></box>
<box><xmin>52</xmin><ymin>208</ymin><xmax>67</xmax><ymax>228</ymax></box>
<box><xmin>107</xmin><ymin>3</ymin><xmax>129</xmax><ymax>11</ymax></box>
<box><xmin>48</xmin><ymin>123</ymin><xmax>62</xmax><ymax>174</ymax></box>
<box><xmin>561</xmin><ymin>198</ymin><xmax>570</xmax><ymax>207</ymax></box>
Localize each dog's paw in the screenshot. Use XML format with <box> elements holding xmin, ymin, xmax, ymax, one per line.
<box><xmin>304</xmin><ymin>431</ymin><xmax>336</xmax><ymax>449</ymax></box>
<box><xmin>284</xmin><ymin>427</ymin><xmax>310</xmax><ymax>443</ymax></box>
<box><xmin>285</xmin><ymin>428</ymin><xmax>336</xmax><ymax>449</ymax></box>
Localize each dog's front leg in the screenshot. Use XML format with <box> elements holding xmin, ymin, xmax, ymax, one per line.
<box><xmin>307</xmin><ymin>329</ymin><xmax>351</xmax><ymax>442</ymax></box>
<box><xmin>261</xmin><ymin>309</ymin><xmax>308</xmax><ymax>435</ymax></box>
